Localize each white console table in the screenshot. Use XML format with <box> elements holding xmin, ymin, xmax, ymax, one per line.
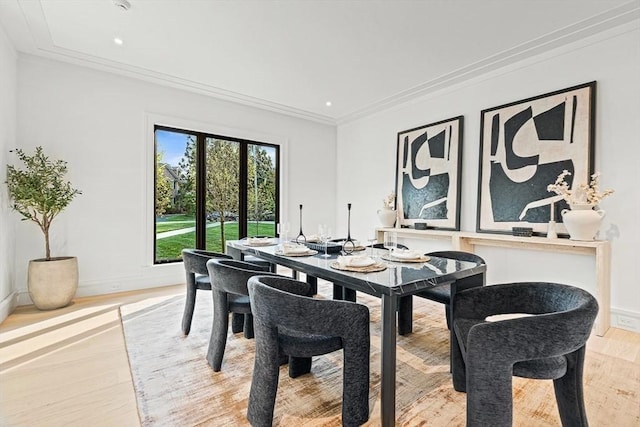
<box><xmin>376</xmin><ymin>228</ymin><xmax>611</xmax><ymax>336</ymax></box>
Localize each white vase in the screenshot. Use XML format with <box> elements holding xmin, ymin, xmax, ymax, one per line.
<box><xmin>377</xmin><ymin>208</ymin><xmax>396</xmax><ymax>228</ymax></box>
<box><xmin>561</xmin><ymin>204</ymin><xmax>606</xmax><ymax>241</ymax></box>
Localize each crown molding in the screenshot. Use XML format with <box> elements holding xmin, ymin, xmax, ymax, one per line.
<box><xmin>11</xmin><ymin>0</ymin><xmax>640</xmax><ymax>127</ymax></box>
<box><xmin>337</xmin><ymin>1</ymin><xmax>640</xmax><ymax>125</ymax></box>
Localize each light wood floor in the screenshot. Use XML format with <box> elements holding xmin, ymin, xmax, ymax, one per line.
<box><xmin>1</xmin><ymin>278</ymin><xmax>639</xmax><ymax>427</ymax></box>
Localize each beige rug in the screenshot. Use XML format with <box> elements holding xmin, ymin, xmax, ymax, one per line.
<box><xmin>120</xmin><ymin>286</ymin><xmax>639</xmax><ymax>426</ymax></box>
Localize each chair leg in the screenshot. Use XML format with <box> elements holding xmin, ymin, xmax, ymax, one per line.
<box><xmin>243</xmin><ymin>313</ymin><xmax>255</xmax><ymax>339</ymax></box>
<box><xmin>553</xmin><ymin>347</ymin><xmax>589</xmax><ymax>427</ymax></box>
<box><xmin>398</xmin><ymin>296</ymin><xmax>413</xmax><ymax>335</ymax></box>
<box><xmin>207</xmin><ymin>291</ymin><xmax>230</xmax><ymax>372</ymax></box>
<box><xmin>342</xmin><ymin>341</ymin><xmax>370</xmax><ymax>426</ymax></box>
<box><xmin>466</xmin><ymin>356</ymin><xmax>514</xmax><ymax>427</ymax></box>
<box><xmin>333</xmin><ymin>284</ymin><xmax>344</xmax><ymax>300</ymax></box>
<box><xmin>343</xmin><ymin>288</ymin><xmax>356</xmax><ymax>302</ymax></box>
<box><xmin>231</xmin><ymin>313</ymin><xmax>244</xmax><ymax>334</ymax></box>
<box><xmin>306</xmin><ymin>275</ymin><xmax>318</xmax><ymax>295</ymax></box>
<box><xmin>288</xmin><ymin>357</ymin><xmax>312</xmax><ymax>378</ymax></box>
<box><xmin>451</xmin><ymin>327</ymin><xmax>466</xmax><ymax>392</ymax></box>
<box><xmin>444</xmin><ymin>304</ymin><xmax>451</xmax><ymax>330</ymax></box>
<box><xmin>181</xmin><ymin>280</ymin><xmax>197</xmax><ymax>335</ymax></box>
<box><xmin>248</xmin><ymin>328</ymin><xmax>281</xmax><ymax>427</ymax></box>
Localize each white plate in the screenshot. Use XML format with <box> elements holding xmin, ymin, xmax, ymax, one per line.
<box><xmin>246</xmin><ymin>238</ymin><xmax>275</xmax><ymax>246</ymax></box>
<box><xmin>337</xmin><ymin>255</ymin><xmax>375</xmax><ymax>267</ymax></box>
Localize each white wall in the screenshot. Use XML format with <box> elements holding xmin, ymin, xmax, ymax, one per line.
<box><xmin>336</xmin><ymin>22</ymin><xmax>640</xmax><ymax>330</ymax></box>
<box><xmin>14</xmin><ymin>55</ymin><xmax>336</xmax><ymax>302</ymax></box>
<box><xmin>0</xmin><ymin>24</ymin><xmax>17</xmax><ymax>322</ymax></box>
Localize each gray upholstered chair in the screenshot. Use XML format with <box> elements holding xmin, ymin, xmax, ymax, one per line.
<box><xmin>247</xmin><ymin>275</ymin><xmax>370</xmax><ymax>427</ymax></box>
<box><xmin>399</xmin><ymin>251</ymin><xmax>486</xmax><ymax>332</ymax></box>
<box><xmin>181</xmin><ymin>249</ymin><xmax>232</xmax><ymax>335</ymax></box>
<box><xmin>451</xmin><ymin>282</ymin><xmax>598</xmax><ymax>427</ymax></box>
<box><xmin>205</xmin><ymin>258</ymin><xmax>276</xmax><ymax>371</ymax></box>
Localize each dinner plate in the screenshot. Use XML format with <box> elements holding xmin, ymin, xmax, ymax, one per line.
<box><xmin>337</xmin><ymin>256</ymin><xmax>376</xmax><ymax>268</ymax></box>
<box><xmin>330</xmin><ymin>261</ymin><xmax>387</xmax><ymax>272</ymax></box>
<box><xmin>244</xmin><ymin>238</ymin><xmax>277</xmax><ymax>247</ymax></box>
<box><xmin>275</xmin><ymin>249</ymin><xmax>318</xmax><ymax>257</ymax></box>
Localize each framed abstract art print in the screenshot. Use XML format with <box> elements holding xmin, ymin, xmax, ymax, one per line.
<box><xmin>476</xmin><ymin>81</ymin><xmax>596</xmax><ymax>235</ymax></box>
<box><xmin>395</xmin><ymin>116</ymin><xmax>463</xmax><ymax>230</ymax></box>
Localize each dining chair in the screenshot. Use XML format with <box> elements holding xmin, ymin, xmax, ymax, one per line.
<box><xmin>451</xmin><ymin>282</ymin><xmax>598</xmax><ymax>427</ymax></box>
<box><xmin>398</xmin><ymin>251</ymin><xmax>486</xmax><ymax>334</ymax></box>
<box><xmin>181</xmin><ymin>249</ymin><xmax>233</xmax><ymax>335</ymax></box>
<box><xmin>205</xmin><ymin>258</ymin><xmax>277</xmax><ymax>371</ymax></box>
<box><xmin>247</xmin><ymin>275</ymin><xmax>370</xmax><ymax>427</ymax></box>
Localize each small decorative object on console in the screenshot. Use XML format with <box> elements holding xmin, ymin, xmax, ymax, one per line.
<box><xmin>512</xmin><ymin>227</ymin><xmax>533</xmax><ymax>237</ymax></box>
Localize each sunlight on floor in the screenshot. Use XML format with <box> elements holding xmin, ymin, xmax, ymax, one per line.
<box><xmin>0</xmin><ymin>291</ymin><xmax>183</xmax><ymax>373</ymax></box>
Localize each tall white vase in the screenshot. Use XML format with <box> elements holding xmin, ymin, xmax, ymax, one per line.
<box><xmin>561</xmin><ymin>204</ymin><xmax>605</xmax><ymax>241</ymax></box>
<box><xmin>377</xmin><ymin>208</ymin><xmax>396</xmax><ymax>227</ymax></box>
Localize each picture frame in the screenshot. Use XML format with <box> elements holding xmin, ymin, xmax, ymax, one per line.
<box><xmin>476</xmin><ymin>81</ymin><xmax>596</xmax><ymax>235</ymax></box>
<box><xmin>395</xmin><ymin>116</ymin><xmax>463</xmax><ymax>230</ymax></box>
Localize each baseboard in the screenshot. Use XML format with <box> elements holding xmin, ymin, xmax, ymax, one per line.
<box><xmin>0</xmin><ymin>291</ymin><xmax>18</xmax><ymax>324</ymax></box>
<box><xmin>14</xmin><ymin>268</ymin><xmax>184</xmax><ymax>307</ymax></box>
<box><xmin>10</xmin><ymin>278</ymin><xmax>640</xmax><ymax>335</ymax></box>
<box><xmin>611</xmin><ymin>308</ymin><xmax>640</xmax><ymax>333</ymax></box>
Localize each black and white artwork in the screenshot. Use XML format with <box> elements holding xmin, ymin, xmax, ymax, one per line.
<box><xmin>477</xmin><ymin>81</ymin><xmax>596</xmax><ymax>235</ymax></box>
<box><xmin>395</xmin><ymin>116</ymin><xmax>463</xmax><ymax>230</ymax></box>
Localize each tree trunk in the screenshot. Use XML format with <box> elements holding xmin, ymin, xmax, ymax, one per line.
<box><xmin>44</xmin><ymin>228</ymin><xmax>51</xmax><ymax>261</ymax></box>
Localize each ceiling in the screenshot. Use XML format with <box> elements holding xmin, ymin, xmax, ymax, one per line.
<box><xmin>0</xmin><ymin>0</ymin><xmax>638</xmax><ymax>124</ymax></box>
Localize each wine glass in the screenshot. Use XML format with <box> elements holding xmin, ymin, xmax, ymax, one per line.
<box><xmin>277</xmin><ymin>222</ymin><xmax>290</xmax><ymax>243</ymax></box>
<box><xmin>383</xmin><ymin>231</ymin><xmax>397</xmax><ymax>253</ymax></box>
<box><xmin>367</xmin><ymin>231</ymin><xmax>378</xmax><ymax>258</ymax></box>
<box><xmin>320</xmin><ymin>225</ymin><xmax>332</xmax><ymax>258</ymax></box>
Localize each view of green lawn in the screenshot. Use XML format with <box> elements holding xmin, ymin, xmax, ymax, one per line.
<box><xmin>155</xmin><ymin>218</ymin><xmax>275</xmax><ymax>260</ymax></box>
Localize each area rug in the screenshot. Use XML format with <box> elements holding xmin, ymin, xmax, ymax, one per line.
<box><xmin>120</xmin><ymin>287</ymin><xmax>639</xmax><ymax>426</ymax></box>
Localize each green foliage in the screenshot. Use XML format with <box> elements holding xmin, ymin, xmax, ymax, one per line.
<box><xmin>248</xmin><ymin>145</ymin><xmax>276</xmax><ymax>221</ymax></box>
<box><xmin>206</xmin><ymin>139</ymin><xmax>240</xmax><ymax>249</ymax></box>
<box><xmin>176</xmin><ymin>136</ymin><xmax>196</xmax><ymax>215</ymax></box>
<box><xmin>155</xmin><ymin>152</ymin><xmax>172</xmax><ymax>216</ymax></box>
<box><xmin>6</xmin><ymin>146</ymin><xmax>82</xmax><ymax>260</ymax></box>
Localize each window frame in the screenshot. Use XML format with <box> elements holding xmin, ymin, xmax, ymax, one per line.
<box><xmin>153</xmin><ymin>124</ymin><xmax>280</xmax><ymax>264</ymax></box>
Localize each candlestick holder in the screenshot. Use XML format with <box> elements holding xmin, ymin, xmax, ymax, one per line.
<box><xmin>296</xmin><ymin>204</ymin><xmax>306</xmax><ymax>243</ymax></box>
<box><xmin>343</xmin><ymin>203</ymin><xmax>356</xmax><ymax>254</ymax></box>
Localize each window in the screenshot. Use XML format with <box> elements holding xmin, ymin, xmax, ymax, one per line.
<box><xmin>154</xmin><ymin>125</ymin><xmax>279</xmax><ymax>263</ymax></box>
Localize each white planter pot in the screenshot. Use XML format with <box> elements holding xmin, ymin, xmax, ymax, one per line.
<box><xmin>28</xmin><ymin>256</ymin><xmax>78</xmax><ymax>310</ymax></box>
<box><xmin>377</xmin><ymin>208</ymin><xmax>396</xmax><ymax>227</ymax></box>
<box><xmin>561</xmin><ymin>204</ymin><xmax>606</xmax><ymax>241</ymax></box>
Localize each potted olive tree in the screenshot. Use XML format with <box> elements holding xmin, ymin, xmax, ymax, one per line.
<box><xmin>6</xmin><ymin>146</ymin><xmax>82</xmax><ymax>310</ymax></box>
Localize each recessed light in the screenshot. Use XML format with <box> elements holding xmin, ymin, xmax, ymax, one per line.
<box><xmin>113</xmin><ymin>0</ymin><xmax>131</xmax><ymax>11</ymax></box>
<box><xmin>114</xmin><ymin>37</ymin><xmax>124</xmax><ymax>46</ymax></box>
<box><xmin>325</xmin><ymin>101</ymin><xmax>332</xmax><ymax>107</ymax></box>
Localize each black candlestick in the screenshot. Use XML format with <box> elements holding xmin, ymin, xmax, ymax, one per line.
<box><xmin>296</xmin><ymin>204</ymin><xmax>306</xmax><ymax>242</ymax></box>
<box><xmin>343</xmin><ymin>203</ymin><xmax>355</xmax><ymax>253</ymax></box>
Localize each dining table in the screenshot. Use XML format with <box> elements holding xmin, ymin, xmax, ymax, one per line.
<box><xmin>226</xmin><ymin>238</ymin><xmax>486</xmax><ymax>427</ymax></box>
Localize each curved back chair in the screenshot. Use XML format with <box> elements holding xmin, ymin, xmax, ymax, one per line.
<box><xmin>247</xmin><ymin>275</ymin><xmax>370</xmax><ymax>427</ymax></box>
<box><xmin>181</xmin><ymin>249</ymin><xmax>232</xmax><ymax>335</ymax></box>
<box><xmin>451</xmin><ymin>282</ymin><xmax>598</xmax><ymax>427</ymax></box>
<box><xmin>396</xmin><ymin>251</ymin><xmax>485</xmax><ymax>336</ymax></box>
<box><xmin>205</xmin><ymin>259</ymin><xmax>278</xmax><ymax>371</ymax></box>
